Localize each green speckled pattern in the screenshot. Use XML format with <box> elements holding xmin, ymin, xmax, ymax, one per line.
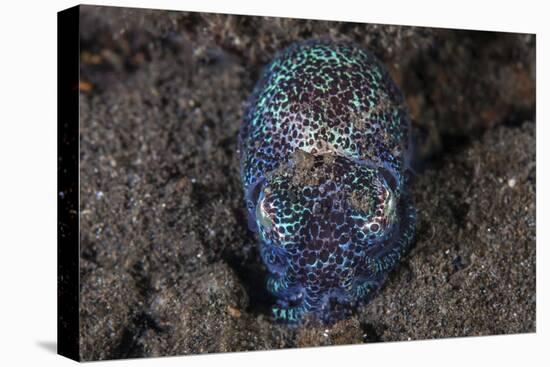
<box><xmin>239</xmin><ymin>40</ymin><xmax>416</xmax><ymax>323</ymax></box>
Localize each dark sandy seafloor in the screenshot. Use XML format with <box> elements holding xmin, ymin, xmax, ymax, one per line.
<box><xmin>77</xmin><ymin>5</ymin><xmax>536</xmax><ymax>361</ymax></box>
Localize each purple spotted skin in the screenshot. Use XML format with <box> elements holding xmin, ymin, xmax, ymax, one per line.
<box><xmin>239</xmin><ymin>40</ymin><xmax>416</xmax><ymax>324</ymax></box>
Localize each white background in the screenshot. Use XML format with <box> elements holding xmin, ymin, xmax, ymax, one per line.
<box><xmin>0</xmin><ymin>0</ymin><xmax>547</xmax><ymax>365</ymax></box>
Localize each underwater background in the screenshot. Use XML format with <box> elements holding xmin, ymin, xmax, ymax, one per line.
<box><xmin>78</xmin><ymin>5</ymin><xmax>535</xmax><ymax>360</ymax></box>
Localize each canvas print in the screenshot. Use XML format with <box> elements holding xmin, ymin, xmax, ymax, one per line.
<box><xmin>57</xmin><ymin>4</ymin><xmax>536</xmax><ymax>361</ymax></box>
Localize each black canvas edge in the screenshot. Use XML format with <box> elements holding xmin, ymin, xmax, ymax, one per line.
<box><xmin>57</xmin><ymin>4</ymin><xmax>80</xmax><ymax>362</ymax></box>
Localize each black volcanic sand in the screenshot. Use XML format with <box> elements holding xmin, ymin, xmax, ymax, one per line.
<box><xmin>78</xmin><ymin>5</ymin><xmax>536</xmax><ymax>361</ymax></box>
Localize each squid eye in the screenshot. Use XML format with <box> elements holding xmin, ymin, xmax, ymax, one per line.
<box><xmin>351</xmin><ymin>172</ymin><xmax>398</xmax><ymax>242</ymax></box>
<box><xmin>256</xmin><ymin>191</ymin><xmax>274</xmax><ymax>231</ymax></box>
<box><xmin>378</xmin><ymin>167</ymin><xmax>398</xmax><ymax>193</ymax></box>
